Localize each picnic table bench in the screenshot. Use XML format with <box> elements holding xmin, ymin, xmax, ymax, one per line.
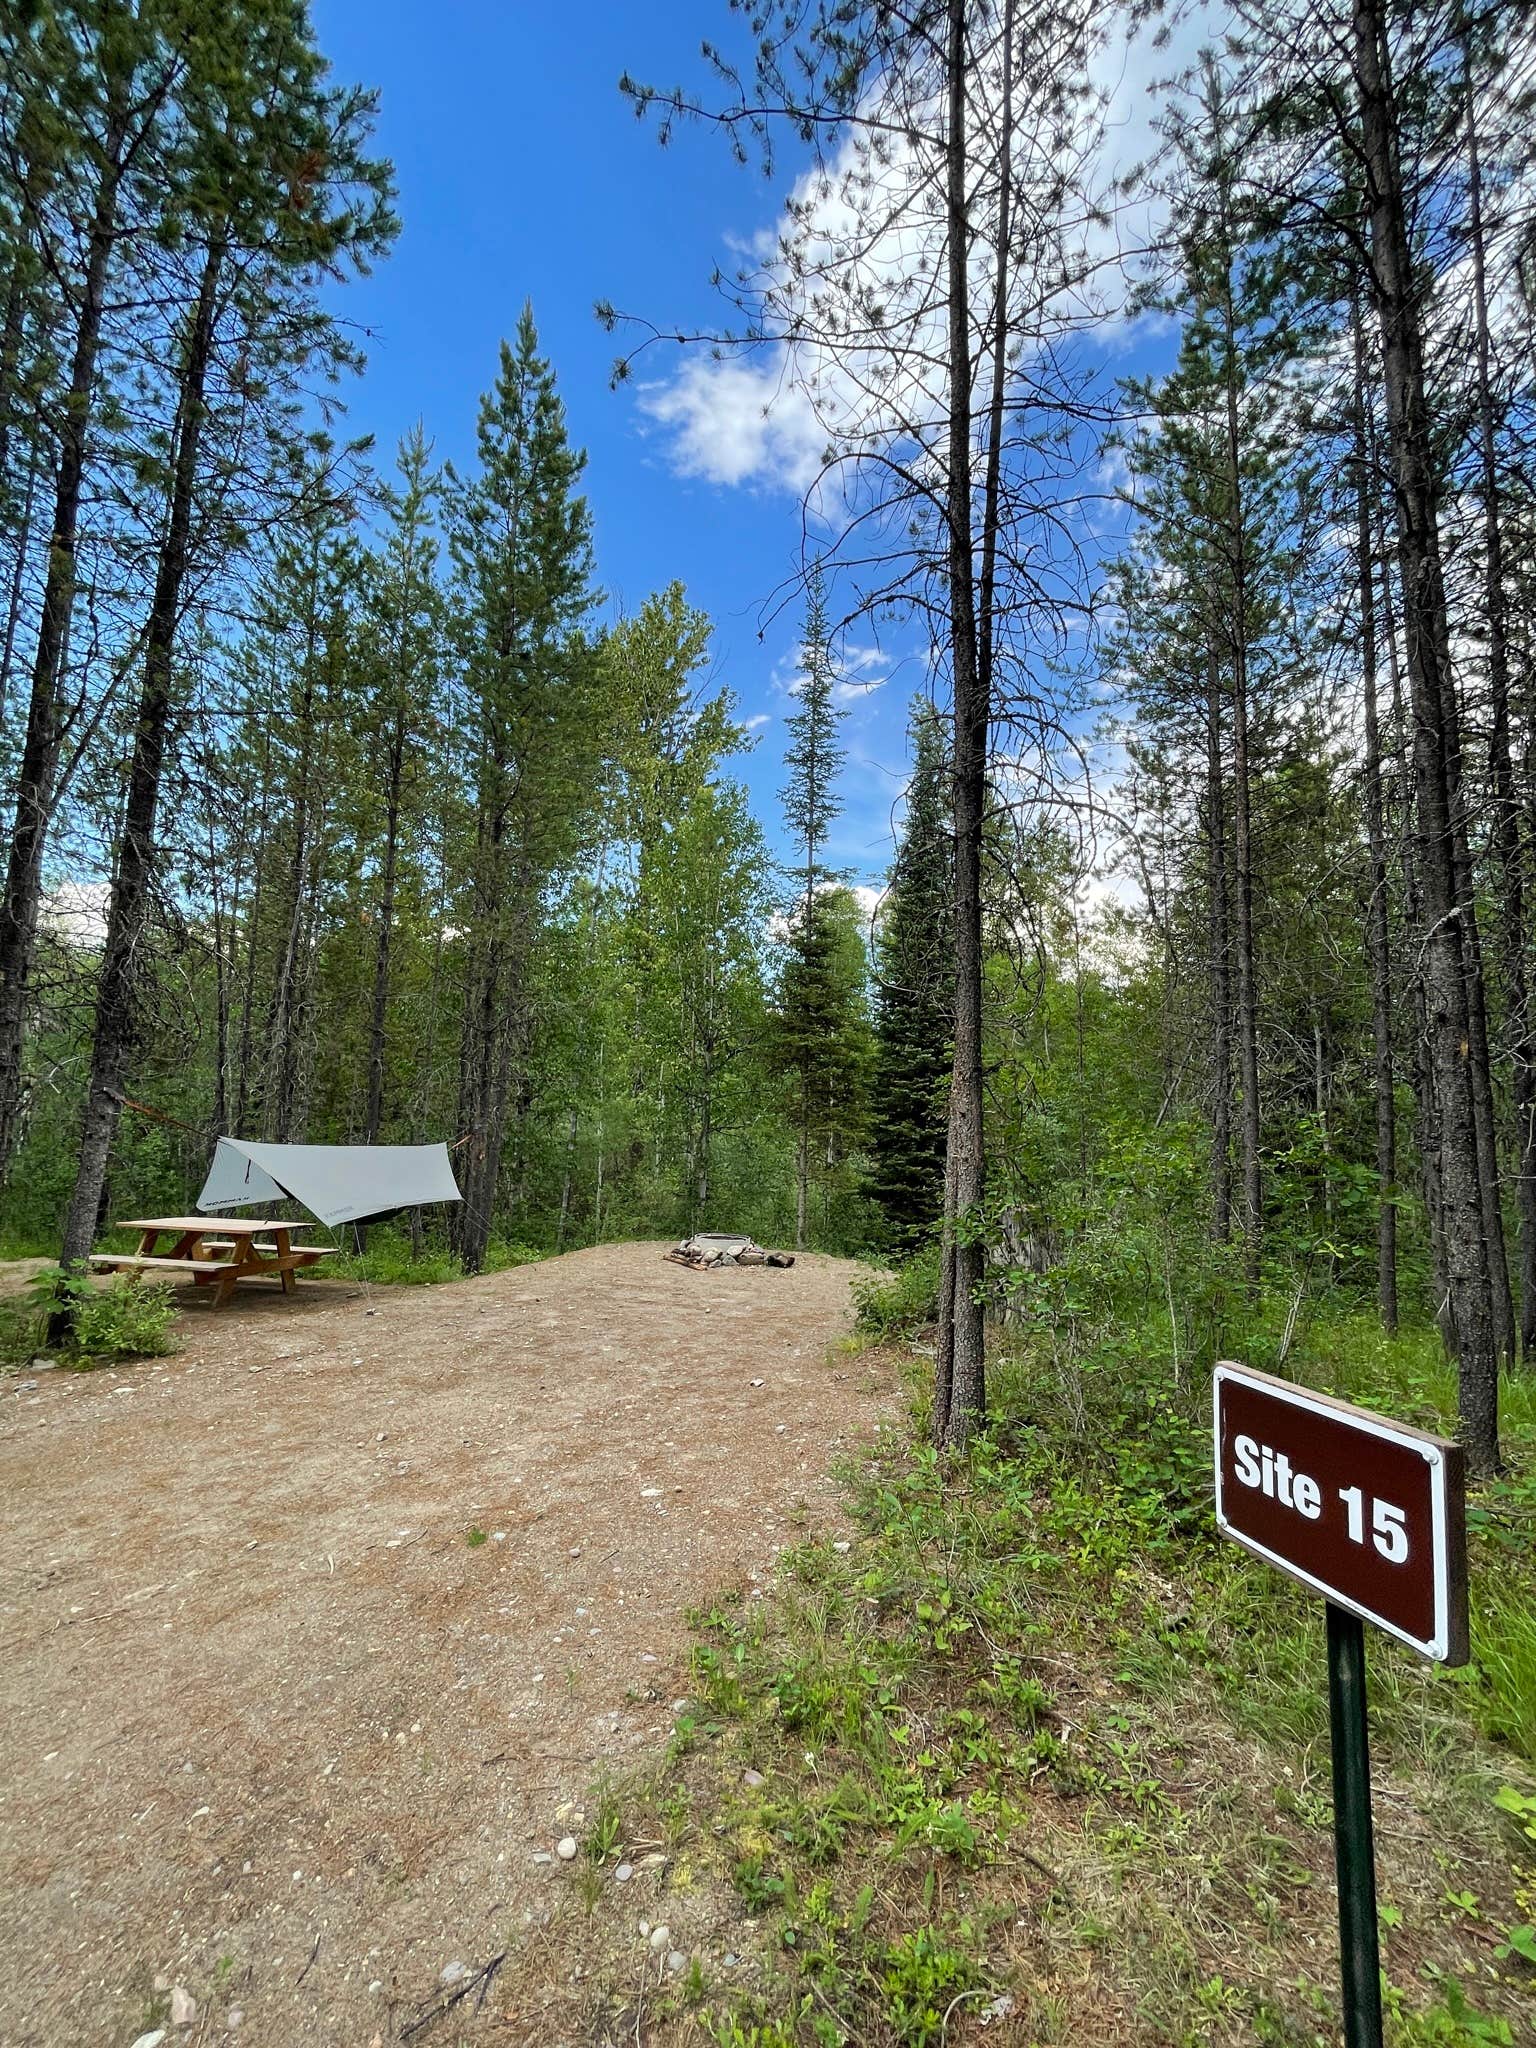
<box><xmin>89</xmin><ymin>1217</ymin><xmax>337</xmax><ymax>1309</ymax></box>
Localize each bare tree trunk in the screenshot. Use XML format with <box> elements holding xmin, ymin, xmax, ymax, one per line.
<box><xmin>56</xmin><ymin>235</ymin><xmax>225</xmax><ymax>1298</ymax></box>
<box><xmin>557</xmin><ymin>1103</ymin><xmax>578</xmax><ymax>1248</ymax></box>
<box><xmin>932</xmin><ymin>1143</ymin><xmax>957</xmax><ymax>1446</ymax></box>
<box><xmin>1205</xmin><ymin>649</ymin><xmax>1233</xmax><ymax>1240</ymax></box>
<box><xmin>0</xmin><ymin>243</ymin><xmax>31</xmax><ymax>490</ymax></box>
<box><xmin>1462</xmin><ymin>32</ymin><xmax>1533</xmax><ymax>1358</ymax></box>
<box><xmin>458</xmin><ymin>850</ymin><xmax>532</xmax><ymax>1274</ymax></box>
<box><xmin>363</xmin><ymin>708</ymin><xmax>406</xmax><ymax>1145</ymax></box>
<box><xmin>935</xmin><ymin>0</ymin><xmax>990</xmax><ymax>1451</ymax></box>
<box><xmin>1352</xmin><ymin>293</ymin><xmax>1397</xmax><ymax>1332</ymax></box>
<box><xmin>1314</xmin><ymin>1016</ymin><xmax>1335</xmax><ymax>1268</ymax></box>
<box><xmin>1354</xmin><ymin>0</ymin><xmax>1498</xmax><ymax>1469</ymax></box>
<box><xmin>0</xmin><ymin>88</ymin><xmax>130</xmax><ymax>1183</ymax></box>
<box><xmin>208</xmin><ymin>797</ymin><xmax>236</xmax><ymax>1141</ymax></box>
<box><xmin>264</xmin><ymin>602</ymin><xmax>320</xmax><ymax>1142</ymax></box>
<box><xmin>1217</xmin><ymin>204</ymin><xmax>1262</xmax><ymax>1282</ymax></box>
<box><xmin>0</xmin><ymin>449</ymin><xmax>38</xmax><ymax>728</ymax></box>
<box><xmin>233</xmin><ymin>721</ymin><xmax>274</xmax><ymax>1138</ymax></box>
<box><xmin>1377</xmin><ymin>464</ymin><xmax>1447</xmax><ymax>1322</ymax></box>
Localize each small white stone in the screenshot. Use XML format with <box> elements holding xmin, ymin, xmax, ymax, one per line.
<box><xmin>832</xmin><ymin>1540</ymin><xmax>851</xmax><ymax>1553</ymax></box>
<box><xmin>614</xmin><ymin>1862</ymin><xmax>633</xmax><ymax>1882</ymax></box>
<box><xmin>556</xmin><ymin>1836</ymin><xmax>578</xmax><ymax>1861</ymax></box>
<box><xmin>667</xmin><ymin>1951</ymin><xmax>686</xmax><ymax>1974</ymax></box>
<box><xmin>170</xmin><ymin>1986</ymin><xmax>197</xmax><ymax>2026</ymax></box>
<box><xmin>532</xmin><ymin>1852</ymin><xmax>552</xmax><ymax>1865</ymax></box>
<box><xmin>742</xmin><ymin>1769</ymin><xmax>766</xmax><ymax>1788</ymax></box>
<box><xmin>649</xmin><ymin>1925</ymin><xmax>671</xmax><ymax>1952</ymax></box>
<box><xmin>226</xmin><ymin>2011</ymin><xmax>244</xmax><ymax>2030</ymax></box>
<box><xmin>129</xmin><ymin>2033</ymin><xmax>167</xmax><ymax>2048</ymax></box>
<box><xmin>369</xmin><ymin>1980</ymin><xmax>384</xmax><ymax>1994</ymax></box>
<box><xmin>440</xmin><ymin>1961</ymin><xmax>467</xmax><ymax>1986</ymax></box>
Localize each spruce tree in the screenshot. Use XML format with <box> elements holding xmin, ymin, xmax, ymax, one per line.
<box><xmin>775</xmin><ymin>566</ymin><xmax>859</xmax><ymax>1248</ymax></box>
<box><xmin>775</xmin><ymin>883</ymin><xmax>872</xmax><ymax>1246</ymax></box>
<box><xmin>869</xmin><ymin>701</ymin><xmax>953</xmax><ymax>1251</ymax></box>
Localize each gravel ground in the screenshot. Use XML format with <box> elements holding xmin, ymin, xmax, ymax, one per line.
<box><xmin>0</xmin><ymin>1241</ymin><xmax>897</xmax><ymax>2047</ymax></box>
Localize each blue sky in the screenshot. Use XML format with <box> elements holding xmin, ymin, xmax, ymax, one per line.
<box><xmin>308</xmin><ymin>1</ymin><xmax>1187</xmax><ymax>889</ymax></box>
<box><xmin>309</xmin><ymin>0</ymin><xmax>916</xmax><ymax>887</ymax></box>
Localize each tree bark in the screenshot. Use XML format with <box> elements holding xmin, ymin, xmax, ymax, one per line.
<box><xmin>363</xmin><ymin>707</ymin><xmax>406</xmax><ymax>1144</ymax></box>
<box><xmin>935</xmin><ymin>0</ymin><xmax>986</xmax><ymax>1450</ymax></box>
<box><xmin>1352</xmin><ymin>293</ymin><xmax>1397</xmax><ymax>1332</ymax></box>
<box><xmin>1462</xmin><ymin>30</ymin><xmax>1533</xmax><ymax>1357</ymax></box>
<box><xmin>1353</xmin><ymin>0</ymin><xmax>1498</xmax><ymax>1469</ymax></box>
<box><xmin>1205</xmin><ymin>646</ymin><xmax>1233</xmax><ymax>1241</ymax></box>
<box><xmin>55</xmin><ymin>234</ymin><xmax>225</xmax><ymax>1297</ymax></box>
<box><xmin>0</xmin><ymin>85</ymin><xmax>131</xmax><ymax>1183</ymax></box>
<box><xmin>263</xmin><ymin>550</ymin><xmax>323</xmax><ymax>1143</ymax></box>
<box><xmin>1216</xmin><ymin>198</ymin><xmax>1263</xmax><ymax>1282</ymax></box>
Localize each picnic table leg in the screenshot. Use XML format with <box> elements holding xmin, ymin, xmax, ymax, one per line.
<box><xmin>275</xmin><ymin>1229</ymin><xmax>297</xmax><ymax>1294</ymax></box>
<box><xmin>214</xmin><ymin>1265</ymin><xmax>240</xmax><ymax>1309</ymax></box>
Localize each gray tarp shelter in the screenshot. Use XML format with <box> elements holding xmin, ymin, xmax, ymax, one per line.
<box><xmin>196</xmin><ymin>1139</ymin><xmax>462</xmax><ymax>1229</ymax></box>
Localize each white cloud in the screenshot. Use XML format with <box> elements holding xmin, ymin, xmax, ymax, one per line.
<box><xmin>743</xmin><ymin>711</ymin><xmax>772</xmax><ymax>731</ymax></box>
<box><xmin>773</xmin><ymin>636</ymin><xmax>893</xmax><ymax>706</ymax></box>
<box><xmin>766</xmin><ymin>875</ymin><xmax>886</xmax><ymax>946</ymax></box>
<box><xmin>848</xmin><ymin>881</ymin><xmax>884</xmax><ymax>931</ymax></box>
<box><xmin>635</xmin><ymin>7</ymin><xmax>1219</xmax><ymax>500</ymax></box>
<box><xmin>640</xmin><ymin>356</ymin><xmax>826</xmax><ymax>493</ymax></box>
<box><xmin>41</xmin><ymin>880</ymin><xmax>109</xmax><ymax>950</ymax></box>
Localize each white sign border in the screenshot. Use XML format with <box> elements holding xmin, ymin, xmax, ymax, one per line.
<box><xmin>1212</xmin><ymin>1362</ymin><xmax>1455</xmax><ymax>1662</ymax></box>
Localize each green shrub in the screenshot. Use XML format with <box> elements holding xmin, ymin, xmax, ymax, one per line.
<box><xmin>852</xmin><ymin>1245</ymin><xmax>940</xmax><ymax>1340</ymax></box>
<box><xmin>28</xmin><ymin>1268</ymin><xmax>177</xmax><ymax>1360</ymax></box>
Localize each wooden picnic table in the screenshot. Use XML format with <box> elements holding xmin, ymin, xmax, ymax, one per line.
<box><xmin>88</xmin><ymin>1216</ymin><xmax>338</xmax><ymax>1309</ymax></box>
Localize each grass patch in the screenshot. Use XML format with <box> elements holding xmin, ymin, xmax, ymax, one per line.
<box><xmin>321</xmin><ymin>1230</ymin><xmax>546</xmax><ymax>1286</ymax></box>
<box><xmin>568</xmin><ymin>1305</ymin><xmax>1534</xmax><ymax>2045</ymax></box>
<box><xmin>0</xmin><ymin>1267</ymin><xmax>178</xmax><ymax>1371</ymax></box>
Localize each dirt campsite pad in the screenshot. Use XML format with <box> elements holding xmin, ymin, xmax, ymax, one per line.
<box><xmin>0</xmin><ymin>1242</ymin><xmax>898</xmax><ymax>2046</ymax></box>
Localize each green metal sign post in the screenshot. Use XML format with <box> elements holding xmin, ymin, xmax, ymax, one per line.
<box><xmin>1212</xmin><ymin>1365</ymin><xmax>1468</xmax><ymax>2047</ymax></box>
<box><xmin>1326</xmin><ymin>1603</ymin><xmax>1383</xmax><ymax>2048</ymax></box>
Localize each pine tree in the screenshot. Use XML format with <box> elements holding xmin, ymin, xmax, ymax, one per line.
<box><xmin>359</xmin><ymin>426</ymin><xmax>444</xmax><ymax>1153</ymax></box>
<box><xmin>54</xmin><ymin>0</ymin><xmax>396</xmax><ymax>1293</ymax></box>
<box><xmin>869</xmin><ymin>701</ymin><xmax>953</xmax><ymax>1250</ymax></box>
<box><xmin>774</xmin><ymin>884</ymin><xmax>872</xmax><ymax>1245</ymax></box>
<box><xmin>775</xmin><ymin>565</ymin><xmax>856</xmax><ymax>1247</ymax></box>
<box><xmin>446</xmin><ymin>309</ymin><xmax>601</xmax><ymax>1272</ymax></box>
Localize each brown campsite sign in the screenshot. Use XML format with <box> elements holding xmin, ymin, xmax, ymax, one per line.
<box><xmin>1213</xmin><ymin>1364</ymin><xmax>1468</xmax><ymax>1664</ymax></box>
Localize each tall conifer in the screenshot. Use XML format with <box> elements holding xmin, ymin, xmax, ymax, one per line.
<box><xmin>869</xmin><ymin>701</ymin><xmax>953</xmax><ymax>1250</ymax></box>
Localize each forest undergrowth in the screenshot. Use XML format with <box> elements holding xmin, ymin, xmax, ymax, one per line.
<box><xmin>566</xmin><ymin>1269</ymin><xmax>1536</xmax><ymax>2048</ymax></box>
